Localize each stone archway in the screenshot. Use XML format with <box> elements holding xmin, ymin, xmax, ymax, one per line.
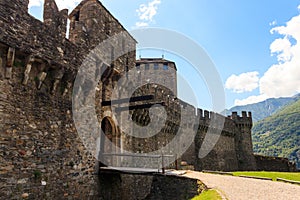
<box><xmin>99</xmin><ymin>117</ymin><xmax>120</xmax><ymax>167</ymax></box>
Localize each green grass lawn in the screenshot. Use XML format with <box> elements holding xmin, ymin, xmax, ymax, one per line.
<box><xmin>191</xmin><ymin>189</ymin><xmax>222</xmax><ymax>200</ymax></box>
<box><xmin>232</xmin><ymin>171</ymin><xmax>300</xmax><ymax>182</ymax></box>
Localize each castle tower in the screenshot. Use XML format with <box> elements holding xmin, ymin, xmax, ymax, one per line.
<box><xmin>69</xmin><ymin>0</ymin><xmax>136</xmax><ymax>51</ymax></box>
<box><xmin>68</xmin><ymin>0</ymin><xmax>137</xmax><ymax>168</ymax></box>
<box><xmin>68</xmin><ymin>0</ymin><xmax>137</xmax><ymax>104</ymax></box>
<box><xmin>135</xmin><ymin>58</ymin><xmax>178</xmax><ymax>96</ymax></box>
<box><xmin>68</xmin><ymin>0</ymin><xmax>137</xmax><ymax>72</ymax></box>
<box><xmin>231</xmin><ymin>111</ymin><xmax>257</xmax><ymax>170</ymax></box>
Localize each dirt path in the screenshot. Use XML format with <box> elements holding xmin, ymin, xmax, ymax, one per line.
<box><xmin>182</xmin><ymin>171</ymin><xmax>300</xmax><ymax>200</ymax></box>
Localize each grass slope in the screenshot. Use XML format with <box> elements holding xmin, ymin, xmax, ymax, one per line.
<box><xmin>252</xmin><ymin>99</ymin><xmax>300</xmax><ymax>168</ymax></box>
<box><xmin>191</xmin><ymin>189</ymin><xmax>222</xmax><ymax>200</ymax></box>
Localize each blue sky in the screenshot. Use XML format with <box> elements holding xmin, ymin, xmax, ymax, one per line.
<box><xmin>28</xmin><ymin>0</ymin><xmax>300</xmax><ymax>110</ymax></box>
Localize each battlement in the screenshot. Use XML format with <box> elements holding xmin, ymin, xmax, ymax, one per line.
<box><xmin>229</xmin><ymin>111</ymin><xmax>252</xmax><ymax>119</ymax></box>
<box><xmin>44</xmin><ymin>0</ymin><xmax>68</xmax><ymax>39</ymax></box>
<box><xmin>228</xmin><ymin>111</ymin><xmax>252</xmax><ymax>127</ymax></box>
<box><xmin>196</xmin><ymin>109</ymin><xmax>224</xmax><ymax>120</ymax></box>
<box><xmin>153</xmin><ymin>88</ymin><xmax>253</xmax><ymax>133</ymax></box>
<box><xmin>0</xmin><ymin>0</ymin><xmax>81</xmax><ymax>69</ymax></box>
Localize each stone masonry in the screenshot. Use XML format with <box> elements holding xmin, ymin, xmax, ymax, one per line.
<box><xmin>0</xmin><ymin>0</ymin><xmax>296</xmax><ymax>199</ymax></box>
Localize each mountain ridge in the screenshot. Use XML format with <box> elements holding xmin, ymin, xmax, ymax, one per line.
<box><xmin>252</xmin><ymin>98</ymin><xmax>300</xmax><ymax>168</ymax></box>
<box><xmin>225</xmin><ymin>94</ymin><xmax>300</xmax><ymax>122</ymax></box>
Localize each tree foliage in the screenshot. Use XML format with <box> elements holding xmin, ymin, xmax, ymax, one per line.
<box><xmin>252</xmin><ymin>98</ymin><xmax>300</xmax><ymax>168</ymax></box>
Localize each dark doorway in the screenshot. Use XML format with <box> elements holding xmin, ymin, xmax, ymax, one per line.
<box><xmin>99</xmin><ymin>117</ymin><xmax>120</xmax><ymax>167</ymax></box>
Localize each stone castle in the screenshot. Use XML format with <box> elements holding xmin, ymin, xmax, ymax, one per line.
<box><xmin>0</xmin><ymin>0</ymin><xmax>296</xmax><ymax>199</ymax></box>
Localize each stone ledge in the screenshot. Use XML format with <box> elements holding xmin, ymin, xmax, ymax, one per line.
<box><xmin>202</xmin><ymin>170</ymin><xmax>234</xmax><ymax>176</ymax></box>
<box><xmin>238</xmin><ymin>175</ymin><xmax>272</xmax><ymax>181</ymax></box>
<box><xmin>276</xmin><ymin>178</ymin><xmax>300</xmax><ymax>185</ymax></box>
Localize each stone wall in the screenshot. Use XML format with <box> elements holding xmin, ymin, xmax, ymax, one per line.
<box><xmin>98</xmin><ymin>171</ymin><xmax>203</xmax><ymax>200</ymax></box>
<box><xmin>0</xmin><ymin>0</ymin><xmax>133</xmax><ymax>198</ymax></box>
<box><xmin>0</xmin><ymin>0</ymin><xmax>287</xmax><ymax>199</ymax></box>
<box><xmin>0</xmin><ymin>0</ymin><xmax>81</xmax><ymax>72</ymax></box>
<box><xmin>181</xmin><ymin>110</ymin><xmax>256</xmax><ymax>172</ymax></box>
<box><xmin>255</xmin><ymin>155</ymin><xmax>297</xmax><ymax>172</ymax></box>
<box><xmin>0</xmin><ymin>45</ymin><xmax>99</xmax><ymax>199</ymax></box>
<box><xmin>193</xmin><ymin>115</ymin><xmax>239</xmax><ymax>171</ymax></box>
<box><xmin>195</xmin><ymin>133</ymin><xmax>239</xmax><ymax>171</ymax></box>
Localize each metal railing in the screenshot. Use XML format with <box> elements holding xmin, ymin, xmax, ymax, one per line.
<box><xmin>101</xmin><ymin>153</ymin><xmax>178</xmax><ymax>173</ymax></box>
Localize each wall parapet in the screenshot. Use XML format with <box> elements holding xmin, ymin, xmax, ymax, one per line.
<box><xmin>228</xmin><ymin>111</ymin><xmax>253</xmax><ymax>128</ymax></box>
<box><xmin>255</xmin><ymin>154</ymin><xmax>297</xmax><ymax>172</ymax></box>
<box><xmin>0</xmin><ymin>3</ymin><xmax>82</xmax><ymax>73</ymax></box>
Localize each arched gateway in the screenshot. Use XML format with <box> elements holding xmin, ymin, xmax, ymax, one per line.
<box><xmin>99</xmin><ymin>117</ymin><xmax>121</xmax><ymax>167</ymax></box>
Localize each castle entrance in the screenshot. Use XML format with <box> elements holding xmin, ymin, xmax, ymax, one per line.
<box><xmin>99</xmin><ymin>117</ymin><xmax>121</xmax><ymax>167</ymax></box>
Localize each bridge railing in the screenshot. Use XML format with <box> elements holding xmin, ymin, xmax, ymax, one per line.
<box><xmin>101</xmin><ymin>153</ymin><xmax>178</xmax><ymax>173</ymax></box>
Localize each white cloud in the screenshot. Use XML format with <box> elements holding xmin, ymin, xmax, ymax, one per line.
<box><xmin>233</xmin><ymin>10</ymin><xmax>300</xmax><ymax>106</ymax></box>
<box><xmin>260</xmin><ymin>14</ymin><xmax>300</xmax><ymax>98</ymax></box>
<box><xmin>135</xmin><ymin>0</ymin><xmax>161</xmax><ymax>28</ymax></box>
<box><xmin>225</xmin><ymin>71</ymin><xmax>259</xmax><ymax>93</ymax></box>
<box><xmin>137</xmin><ymin>0</ymin><xmax>161</xmax><ymax>21</ymax></box>
<box><xmin>270</xmin><ymin>37</ymin><xmax>292</xmax><ymax>62</ymax></box>
<box><xmin>234</xmin><ymin>94</ymin><xmax>268</xmax><ymax>106</ymax></box>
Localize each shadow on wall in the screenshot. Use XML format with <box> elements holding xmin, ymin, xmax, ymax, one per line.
<box><xmin>98</xmin><ymin>171</ymin><xmax>203</xmax><ymax>200</ymax></box>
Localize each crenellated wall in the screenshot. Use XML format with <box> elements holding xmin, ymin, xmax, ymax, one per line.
<box><xmin>188</xmin><ymin>110</ymin><xmax>256</xmax><ymax>171</ymax></box>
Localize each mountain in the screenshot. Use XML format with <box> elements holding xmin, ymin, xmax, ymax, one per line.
<box><xmin>225</xmin><ymin>94</ymin><xmax>300</xmax><ymax>122</ymax></box>
<box><xmin>252</xmin><ymin>98</ymin><xmax>300</xmax><ymax>168</ymax></box>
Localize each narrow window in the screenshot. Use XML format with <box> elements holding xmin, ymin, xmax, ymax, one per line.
<box><xmin>145</xmin><ymin>64</ymin><xmax>150</xmax><ymax>70</ymax></box>
<box><xmin>105</xmin><ymin>21</ymin><xmax>110</xmax><ymax>35</ymax></box>
<box><xmin>136</xmin><ymin>63</ymin><xmax>140</xmax><ymax>70</ymax></box>
<box><xmin>125</xmin><ymin>57</ymin><xmax>129</xmax><ymax>72</ymax></box>
<box><xmin>154</xmin><ymin>63</ymin><xmax>159</xmax><ymax>70</ymax></box>
<box><xmin>163</xmin><ymin>64</ymin><xmax>168</xmax><ymax>70</ymax></box>
<box><xmin>74</xmin><ymin>11</ymin><xmax>80</xmax><ymax>21</ymax></box>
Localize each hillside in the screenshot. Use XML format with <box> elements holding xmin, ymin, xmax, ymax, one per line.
<box><xmin>252</xmin><ymin>99</ymin><xmax>300</xmax><ymax>168</ymax></box>
<box><xmin>225</xmin><ymin>94</ymin><xmax>300</xmax><ymax>122</ymax></box>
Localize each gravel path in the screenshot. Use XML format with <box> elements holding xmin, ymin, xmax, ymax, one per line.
<box><xmin>182</xmin><ymin>171</ymin><xmax>300</xmax><ymax>200</ymax></box>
